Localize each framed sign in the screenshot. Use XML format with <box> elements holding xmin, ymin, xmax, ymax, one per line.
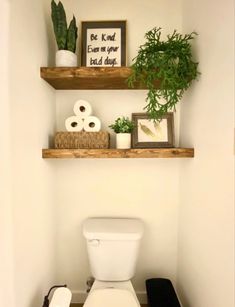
<box><xmin>132</xmin><ymin>113</ymin><xmax>175</xmax><ymax>148</ymax></box>
<box><xmin>81</xmin><ymin>20</ymin><xmax>126</xmax><ymax>67</ymax></box>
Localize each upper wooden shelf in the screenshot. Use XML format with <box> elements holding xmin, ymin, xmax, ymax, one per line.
<box><xmin>40</xmin><ymin>67</ymin><xmax>160</xmax><ymax>90</ymax></box>
<box><xmin>42</xmin><ymin>148</ymin><xmax>194</xmax><ymax>159</ymax></box>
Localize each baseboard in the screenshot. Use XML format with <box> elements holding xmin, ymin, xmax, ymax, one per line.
<box><xmin>71</xmin><ymin>290</ymin><xmax>147</xmax><ymax>304</ymax></box>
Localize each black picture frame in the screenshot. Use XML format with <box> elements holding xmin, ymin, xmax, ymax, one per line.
<box><xmin>132</xmin><ymin>113</ymin><xmax>175</xmax><ymax>148</ymax></box>
<box><xmin>81</xmin><ymin>20</ymin><xmax>126</xmax><ymax>67</ymax></box>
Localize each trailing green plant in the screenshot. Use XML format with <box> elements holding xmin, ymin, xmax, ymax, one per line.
<box><xmin>128</xmin><ymin>27</ymin><xmax>199</xmax><ymax>120</ymax></box>
<box><xmin>109</xmin><ymin>117</ymin><xmax>135</xmax><ymax>133</ymax></box>
<box><xmin>51</xmin><ymin>0</ymin><xmax>78</xmax><ymax>53</ymax></box>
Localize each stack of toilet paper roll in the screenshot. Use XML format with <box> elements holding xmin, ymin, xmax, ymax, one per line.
<box><xmin>55</xmin><ymin>99</ymin><xmax>110</xmax><ymax>149</ymax></box>
<box><xmin>65</xmin><ymin>100</ymin><xmax>101</xmax><ymax>132</ymax></box>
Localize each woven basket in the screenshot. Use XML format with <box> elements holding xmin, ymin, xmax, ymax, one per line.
<box><xmin>54</xmin><ymin>131</ymin><xmax>110</xmax><ymax>149</ymax></box>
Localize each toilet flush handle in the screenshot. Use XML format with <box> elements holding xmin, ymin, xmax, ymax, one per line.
<box><xmin>88</xmin><ymin>239</ymin><xmax>100</xmax><ymax>246</ymax></box>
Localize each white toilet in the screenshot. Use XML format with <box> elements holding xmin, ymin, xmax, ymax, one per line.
<box><xmin>82</xmin><ymin>217</ymin><xmax>144</xmax><ymax>307</ymax></box>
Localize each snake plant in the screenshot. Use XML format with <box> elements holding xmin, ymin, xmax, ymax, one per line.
<box><xmin>51</xmin><ymin>0</ymin><xmax>78</xmax><ymax>53</ymax></box>
<box><xmin>128</xmin><ymin>27</ymin><xmax>200</xmax><ymax>120</ymax></box>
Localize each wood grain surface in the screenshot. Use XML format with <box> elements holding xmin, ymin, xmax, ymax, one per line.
<box><xmin>42</xmin><ymin>148</ymin><xmax>194</xmax><ymax>159</ymax></box>
<box><xmin>40</xmin><ymin>67</ymin><xmax>160</xmax><ymax>90</ymax></box>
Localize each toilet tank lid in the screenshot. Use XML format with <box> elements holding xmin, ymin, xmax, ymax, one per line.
<box><xmin>83</xmin><ymin>218</ymin><xmax>144</xmax><ymax>240</ymax></box>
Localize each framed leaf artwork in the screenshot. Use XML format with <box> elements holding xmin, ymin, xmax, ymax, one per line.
<box><xmin>131</xmin><ymin>113</ymin><xmax>174</xmax><ymax>148</ymax></box>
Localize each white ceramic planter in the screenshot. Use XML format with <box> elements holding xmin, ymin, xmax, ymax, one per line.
<box><xmin>116</xmin><ymin>133</ymin><xmax>131</xmax><ymax>149</ymax></box>
<box><xmin>56</xmin><ymin>50</ymin><xmax>77</xmax><ymax>67</ymax></box>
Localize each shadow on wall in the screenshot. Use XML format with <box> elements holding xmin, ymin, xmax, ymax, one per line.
<box><xmin>43</xmin><ymin>1</ymin><xmax>56</xmax><ymax>66</ymax></box>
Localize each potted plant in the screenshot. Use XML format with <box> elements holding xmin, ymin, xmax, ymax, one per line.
<box><xmin>109</xmin><ymin>117</ymin><xmax>135</xmax><ymax>149</ymax></box>
<box><xmin>128</xmin><ymin>27</ymin><xmax>200</xmax><ymax>120</ymax></box>
<box><xmin>51</xmin><ymin>0</ymin><xmax>78</xmax><ymax>67</ymax></box>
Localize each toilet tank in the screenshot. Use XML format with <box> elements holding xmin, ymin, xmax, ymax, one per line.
<box><xmin>83</xmin><ymin>218</ymin><xmax>144</xmax><ymax>281</ymax></box>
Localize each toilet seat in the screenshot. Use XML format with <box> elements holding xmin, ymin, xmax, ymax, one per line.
<box><xmin>83</xmin><ymin>288</ymin><xmax>140</xmax><ymax>307</ymax></box>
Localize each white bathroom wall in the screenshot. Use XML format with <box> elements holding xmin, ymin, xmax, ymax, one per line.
<box><xmin>52</xmin><ymin>0</ymin><xmax>184</xmax><ymax>303</ymax></box>
<box><xmin>0</xmin><ymin>1</ymin><xmax>15</xmax><ymax>306</ymax></box>
<box><xmin>178</xmin><ymin>0</ymin><xmax>234</xmax><ymax>306</ymax></box>
<box><xmin>7</xmin><ymin>0</ymin><xmax>57</xmax><ymax>306</ymax></box>
<box><xmin>55</xmin><ymin>142</ymin><xmax>180</xmax><ymax>304</ymax></box>
<box><xmin>2</xmin><ymin>1</ymin><xmax>234</xmax><ymax>306</ymax></box>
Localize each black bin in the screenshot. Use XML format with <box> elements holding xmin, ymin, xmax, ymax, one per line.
<box><xmin>146</xmin><ymin>278</ymin><xmax>181</xmax><ymax>307</ymax></box>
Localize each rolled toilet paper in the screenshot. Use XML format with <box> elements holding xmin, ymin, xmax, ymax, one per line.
<box><xmin>49</xmin><ymin>287</ymin><xmax>72</xmax><ymax>307</ymax></box>
<box><xmin>84</xmin><ymin>116</ymin><xmax>101</xmax><ymax>132</ymax></box>
<box><xmin>73</xmin><ymin>100</ymin><xmax>92</xmax><ymax>119</ymax></box>
<box><xmin>65</xmin><ymin>116</ymin><xmax>84</xmax><ymax>132</ymax></box>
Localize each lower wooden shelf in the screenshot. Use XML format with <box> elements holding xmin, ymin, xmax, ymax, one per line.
<box><xmin>42</xmin><ymin>148</ymin><xmax>194</xmax><ymax>159</ymax></box>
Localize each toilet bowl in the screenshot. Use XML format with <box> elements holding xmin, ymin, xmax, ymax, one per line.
<box><xmin>82</xmin><ymin>218</ymin><xmax>144</xmax><ymax>307</ymax></box>
<box><xmin>83</xmin><ymin>280</ymin><xmax>141</xmax><ymax>307</ymax></box>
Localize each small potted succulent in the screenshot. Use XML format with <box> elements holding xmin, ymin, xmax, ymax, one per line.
<box><xmin>109</xmin><ymin>117</ymin><xmax>135</xmax><ymax>149</ymax></box>
<box><xmin>51</xmin><ymin>0</ymin><xmax>78</xmax><ymax>67</ymax></box>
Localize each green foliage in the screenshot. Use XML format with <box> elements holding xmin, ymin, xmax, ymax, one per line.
<box><xmin>128</xmin><ymin>27</ymin><xmax>200</xmax><ymax>120</ymax></box>
<box><xmin>51</xmin><ymin>0</ymin><xmax>78</xmax><ymax>52</ymax></box>
<box><xmin>67</xmin><ymin>16</ymin><xmax>78</xmax><ymax>53</ymax></box>
<box><xmin>109</xmin><ymin>117</ymin><xmax>135</xmax><ymax>133</ymax></box>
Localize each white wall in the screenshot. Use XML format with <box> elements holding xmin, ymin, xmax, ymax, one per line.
<box><xmin>5</xmin><ymin>0</ymin><xmax>57</xmax><ymax>306</ymax></box>
<box><xmin>177</xmin><ymin>0</ymin><xmax>234</xmax><ymax>306</ymax></box>
<box><xmin>52</xmin><ymin>0</ymin><xmax>183</xmax><ymax>303</ymax></box>
<box><xmin>0</xmin><ymin>1</ymin><xmax>15</xmax><ymax>307</ymax></box>
<box><xmin>3</xmin><ymin>1</ymin><xmax>233</xmax><ymax>306</ymax></box>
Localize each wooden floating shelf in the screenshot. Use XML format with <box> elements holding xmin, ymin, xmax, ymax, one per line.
<box><xmin>40</xmin><ymin>67</ymin><xmax>160</xmax><ymax>90</ymax></box>
<box><xmin>42</xmin><ymin>148</ymin><xmax>194</xmax><ymax>159</ymax></box>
